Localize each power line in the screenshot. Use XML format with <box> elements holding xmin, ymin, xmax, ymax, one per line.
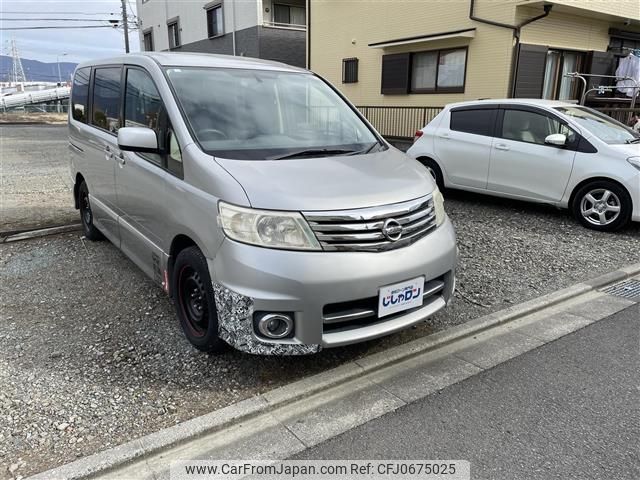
<box><xmin>0</xmin><ymin>25</ymin><xmax>120</xmax><ymax>31</ymax></box>
<box><xmin>1</xmin><ymin>11</ymin><xmax>118</xmax><ymax>15</ymax></box>
<box><xmin>0</xmin><ymin>18</ymin><xmax>120</xmax><ymax>22</ymax></box>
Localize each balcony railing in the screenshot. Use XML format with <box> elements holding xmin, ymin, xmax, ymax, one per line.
<box><xmin>357</xmin><ymin>106</ymin><xmax>444</xmax><ymax>140</ymax></box>
<box><xmin>262</xmin><ymin>21</ymin><xmax>306</xmax><ymax>31</ymax></box>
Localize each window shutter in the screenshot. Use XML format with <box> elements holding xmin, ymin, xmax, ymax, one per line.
<box><xmin>513</xmin><ymin>44</ymin><xmax>548</xmax><ymax>98</ymax></box>
<box><xmin>381</xmin><ymin>53</ymin><xmax>410</xmax><ymax>95</ymax></box>
<box><xmin>586</xmin><ymin>50</ymin><xmax>615</xmax><ymax>89</ymax></box>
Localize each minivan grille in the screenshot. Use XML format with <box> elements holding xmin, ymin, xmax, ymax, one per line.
<box><xmin>303</xmin><ymin>194</ymin><xmax>436</xmax><ymax>252</ymax></box>
<box><xmin>323</xmin><ymin>276</ymin><xmax>446</xmax><ymax>332</ymax></box>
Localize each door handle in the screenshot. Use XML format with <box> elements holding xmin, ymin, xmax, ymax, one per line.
<box><xmin>117</xmin><ymin>152</ymin><xmax>126</xmax><ymax>166</ymax></box>
<box><xmin>495</xmin><ymin>143</ymin><xmax>510</xmax><ymax>151</ymax></box>
<box><xmin>439</xmin><ymin>133</ymin><xmax>451</xmax><ymax>139</ymax></box>
<box><xmin>105</xmin><ymin>145</ymin><xmax>111</xmax><ymax>152</ymax></box>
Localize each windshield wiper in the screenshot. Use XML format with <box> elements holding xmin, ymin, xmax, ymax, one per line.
<box><xmin>347</xmin><ymin>141</ymin><xmax>381</xmax><ymax>156</ymax></box>
<box><xmin>269</xmin><ymin>148</ymin><xmax>356</xmax><ymax>160</ymax></box>
<box><xmin>625</xmin><ymin>137</ymin><xmax>640</xmax><ymax>144</ymax></box>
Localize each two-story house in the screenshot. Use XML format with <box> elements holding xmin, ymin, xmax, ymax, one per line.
<box><xmin>136</xmin><ymin>0</ymin><xmax>306</xmax><ymax>67</ymax></box>
<box><xmin>308</xmin><ymin>0</ymin><xmax>640</xmax><ymax>138</ymax></box>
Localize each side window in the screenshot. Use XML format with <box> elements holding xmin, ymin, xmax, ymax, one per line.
<box><xmin>167</xmin><ymin>129</ymin><xmax>183</xmax><ymax>177</ymax></box>
<box><xmin>501</xmin><ymin>109</ymin><xmax>576</xmax><ymax>145</ymax></box>
<box><xmin>92</xmin><ymin>67</ymin><xmax>122</xmax><ymax>133</ymax></box>
<box><xmin>123</xmin><ymin>67</ymin><xmax>184</xmax><ymax>178</ymax></box>
<box><xmin>450</xmin><ymin>109</ymin><xmax>497</xmax><ymax>136</ymax></box>
<box><xmin>557</xmin><ymin>122</ymin><xmax>578</xmax><ymax>145</ymax></box>
<box><xmin>124</xmin><ymin>68</ymin><xmax>163</xmax><ymax>165</ymax></box>
<box><xmin>71</xmin><ymin>67</ymin><xmax>90</xmax><ymax>123</ymax></box>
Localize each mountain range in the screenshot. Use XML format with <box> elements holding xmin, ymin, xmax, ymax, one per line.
<box><xmin>0</xmin><ymin>55</ymin><xmax>78</xmax><ymax>83</ymax></box>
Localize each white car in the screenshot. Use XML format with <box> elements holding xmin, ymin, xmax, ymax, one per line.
<box><xmin>407</xmin><ymin>99</ymin><xmax>640</xmax><ymax>232</ymax></box>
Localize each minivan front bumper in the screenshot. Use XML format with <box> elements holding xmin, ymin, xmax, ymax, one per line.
<box><xmin>209</xmin><ymin>217</ymin><xmax>457</xmax><ymax>355</ymax></box>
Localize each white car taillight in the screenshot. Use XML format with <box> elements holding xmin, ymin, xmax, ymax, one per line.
<box><xmin>413</xmin><ymin>130</ymin><xmax>424</xmax><ymax>143</ymax></box>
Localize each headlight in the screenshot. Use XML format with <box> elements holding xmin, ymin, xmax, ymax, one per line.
<box><xmin>627</xmin><ymin>156</ymin><xmax>640</xmax><ymax>171</ymax></box>
<box><xmin>433</xmin><ymin>187</ymin><xmax>446</xmax><ymax>227</ymax></box>
<box><xmin>218</xmin><ymin>202</ymin><xmax>321</xmax><ymax>251</ymax></box>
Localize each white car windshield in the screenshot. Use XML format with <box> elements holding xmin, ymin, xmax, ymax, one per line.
<box><xmin>165</xmin><ymin>67</ymin><xmax>379</xmax><ymax>160</ymax></box>
<box><xmin>554</xmin><ymin>106</ymin><xmax>640</xmax><ymax>145</ymax></box>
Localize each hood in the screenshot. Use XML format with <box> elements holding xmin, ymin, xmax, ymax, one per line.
<box><xmin>215</xmin><ymin>147</ymin><xmax>435</xmax><ymax>211</ymax></box>
<box><xmin>608</xmin><ymin>143</ymin><xmax>640</xmax><ymax>157</ymax></box>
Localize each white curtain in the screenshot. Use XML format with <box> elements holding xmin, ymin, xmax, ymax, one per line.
<box><xmin>542</xmin><ymin>51</ymin><xmax>560</xmax><ymax>99</ymax></box>
<box><xmin>411</xmin><ymin>52</ymin><xmax>437</xmax><ymax>90</ymax></box>
<box><xmin>558</xmin><ymin>52</ymin><xmax>579</xmax><ymax>100</ymax></box>
<box><xmin>437</xmin><ymin>49</ymin><xmax>466</xmax><ymax>88</ymax></box>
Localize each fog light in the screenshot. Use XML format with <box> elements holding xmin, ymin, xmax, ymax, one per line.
<box><xmin>256</xmin><ymin>313</ymin><xmax>294</xmax><ymax>339</ymax></box>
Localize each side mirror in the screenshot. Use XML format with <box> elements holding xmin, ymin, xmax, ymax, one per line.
<box><xmin>118</xmin><ymin>127</ymin><xmax>159</xmax><ymax>153</ymax></box>
<box><xmin>545</xmin><ymin>133</ymin><xmax>566</xmax><ymax>147</ymax></box>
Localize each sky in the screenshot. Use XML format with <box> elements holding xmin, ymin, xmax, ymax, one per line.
<box><xmin>0</xmin><ymin>0</ymin><xmax>140</xmax><ymax>63</ymax></box>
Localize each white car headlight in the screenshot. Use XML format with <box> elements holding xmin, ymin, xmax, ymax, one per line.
<box><xmin>218</xmin><ymin>202</ymin><xmax>321</xmax><ymax>251</ymax></box>
<box><xmin>433</xmin><ymin>187</ymin><xmax>446</xmax><ymax>227</ymax></box>
<box><xmin>627</xmin><ymin>156</ymin><xmax>640</xmax><ymax>171</ymax></box>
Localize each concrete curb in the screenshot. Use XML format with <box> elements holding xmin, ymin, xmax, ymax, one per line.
<box><xmin>29</xmin><ymin>262</ymin><xmax>640</xmax><ymax>480</ymax></box>
<box><xmin>1</xmin><ymin>224</ymin><xmax>82</xmax><ymax>243</ymax></box>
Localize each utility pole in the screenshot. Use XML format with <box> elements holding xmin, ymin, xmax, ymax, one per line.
<box><xmin>57</xmin><ymin>53</ymin><xmax>67</xmax><ymax>83</ymax></box>
<box><xmin>121</xmin><ymin>0</ymin><xmax>130</xmax><ymax>53</ymax></box>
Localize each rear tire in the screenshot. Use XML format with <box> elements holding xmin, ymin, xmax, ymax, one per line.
<box><xmin>78</xmin><ymin>181</ymin><xmax>104</xmax><ymax>241</ymax></box>
<box><xmin>418</xmin><ymin>158</ymin><xmax>445</xmax><ymax>192</ymax></box>
<box><xmin>172</xmin><ymin>246</ymin><xmax>226</xmax><ymax>353</ymax></box>
<box><xmin>571</xmin><ymin>180</ymin><xmax>631</xmax><ymax>232</ymax></box>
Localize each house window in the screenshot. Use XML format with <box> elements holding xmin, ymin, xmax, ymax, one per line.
<box><xmin>542</xmin><ymin>50</ymin><xmax>585</xmax><ymax>100</ymax></box>
<box><xmin>273</xmin><ymin>3</ymin><xmax>306</xmax><ymax>26</ymax></box>
<box><xmin>342</xmin><ymin>58</ymin><xmax>358</xmax><ymax>83</ymax></box>
<box><xmin>207</xmin><ymin>5</ymin><xmax>224</xmax><ymax>38</ymax></box>
<box><xmin>167</xmin><ymin>20</ymin><xmax>180</xmax><ymax>49</ymax></box>
<box><xmin>410</xmin><ymin>48</ymin><xmax>467</xmax><ymax>93</ymax></box>
<box><xmin>143</xmin><ymin>29</ymin><xmax>154</xmax><ymax>51</ymax></box>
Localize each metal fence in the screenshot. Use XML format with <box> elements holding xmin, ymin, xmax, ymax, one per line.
<box><xmin>357</xmin><ymin>105</ymin><xmax>639</xmax><ymax>139</ymax></box>
<box><xmin>2</xmin><ymin>103</ymin><xmax>68</xmax><ymax>113</ymax></box>
<box><xmin>357</xmin><ymin>106</ymin><xmax>443</xmax><ymax>140</ymax></box>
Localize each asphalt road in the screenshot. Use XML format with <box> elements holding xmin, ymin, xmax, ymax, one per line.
<box><xmin>294</xmin><ymin>304</ymin><xmax>640</xmax><ymax>480</ymax></box>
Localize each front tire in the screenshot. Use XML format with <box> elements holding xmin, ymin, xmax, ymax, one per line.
<box><xmin>172</xmin><ymin>246</ymin><xmax>225</xmax><ymax>353</ymax></box>
<box><xmin>78</xmin><ymin>181</ymin><xmax>104</xmax><ymax>241</ymax></box>
<box><xmin>572</xmin><ymin>180</ymin><xmax>631</xmax><ymax>232</ymax></box>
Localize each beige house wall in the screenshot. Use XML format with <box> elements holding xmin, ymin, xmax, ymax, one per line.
<box><xmin>519</xmin><ymin>7</ymin><xmax>624</xmax><ymax>50</ymax></box>
<box><xmin>309</xmin><ymin>0</ymin><xmax>640</xmax><ymax>108</ymax></box>
<box><xmin>518</xmin><ymin>0</ymin><xmax>640</xmax><ymax>22</ymax></box>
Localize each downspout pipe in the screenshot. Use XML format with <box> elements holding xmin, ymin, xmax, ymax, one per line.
<box><xmin>469</xmin><ymin>0</ymin><xmax>553</xmax><ymax>96</ymax></box>
<box><xmin>231</xmin><ymin>0</ymin><xmax>237</xmax><ymax>56</ymax></box>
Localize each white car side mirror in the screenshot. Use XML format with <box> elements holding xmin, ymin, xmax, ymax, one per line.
<box><xmin>118</xmin><ymin>127</ymin><xmax>159</xmax><ymax>153</ymax></box>
<box><xmin>545</xmin><ymin>133</ymin><xmax>566</xmax><ymax>147</ymax></box>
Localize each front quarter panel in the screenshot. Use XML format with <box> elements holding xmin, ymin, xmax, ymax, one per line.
<box><xmin>161</xmin><ymin>144</ymin><xmax>250</xmax><ymax>259</ymax></box>
<box><xmin>562</xmin><ymin>150</ymin><xmax>640</xmax><ymax>220</ymax></box>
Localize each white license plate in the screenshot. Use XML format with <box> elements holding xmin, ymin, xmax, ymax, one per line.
<box><xmin>378</xmin><ymin>276</ymin><xmax>425</xmax><ymax>318</ymax></box>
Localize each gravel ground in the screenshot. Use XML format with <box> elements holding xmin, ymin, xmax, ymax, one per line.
<box><xmin>0</xmin><ymin>125</ymin><xmax>76</xmax><ymax>234</ymax></box>
<box><xmin>2</xmin><ymin>191</ymin><xmax>639</xmax><ymax>478</ymax></box>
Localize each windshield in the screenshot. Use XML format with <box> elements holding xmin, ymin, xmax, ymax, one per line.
<box><xmin>165</xmin><ymin>67</ymin><xmax>379</xmax><ymax>160</ymax></box>
<box><xmin>554</xmin><ymin>106</ymin><xmax>640</xmax><ymax>145</ymax></box>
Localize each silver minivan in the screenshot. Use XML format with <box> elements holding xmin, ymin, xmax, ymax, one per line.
<box><xmin>68</xmin><ymin>52</ymin><xmax>457</xmax><ymax>355</ymax></box>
